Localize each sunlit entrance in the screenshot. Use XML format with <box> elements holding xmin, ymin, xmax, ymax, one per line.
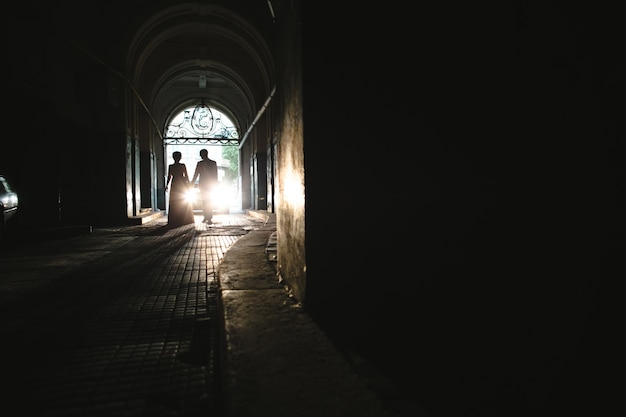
<box><xmin>164</xmin><ymin>104</ymin><xmax>241</xmax><ymax>214</ymax></box>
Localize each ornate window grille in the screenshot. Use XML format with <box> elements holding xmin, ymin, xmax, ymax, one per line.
<box><xmin>164</xmin><ymin>103</ymin><xmax>239</xmax><ymax>145</ymax></box>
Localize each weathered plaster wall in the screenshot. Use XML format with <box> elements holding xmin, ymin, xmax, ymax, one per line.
<box><xmin>273</xmin><ymin>1</ymin><xmax>307</xmax><ymax>302</ymax></box>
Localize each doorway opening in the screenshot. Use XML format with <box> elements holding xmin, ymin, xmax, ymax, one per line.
<box><xmin>164</xmin><ymin>104</ymin><xmax>240</xmax><ymax>214</ymax></box>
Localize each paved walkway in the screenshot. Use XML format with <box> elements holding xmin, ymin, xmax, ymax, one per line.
<box><xmin>0</xmin><ymin>212</ymin><xmax>413</xmax><ymax>417</ymax></box>
<box><xmin>1</xmin><ymin>213</ymin><xmax>258</xmax><ymax>416</ymax></box>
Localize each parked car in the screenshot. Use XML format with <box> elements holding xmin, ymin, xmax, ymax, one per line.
<box><xmin>0</xmin><ymin>174</ymin><xmax>19</xmax><ymax>237</ymax></box>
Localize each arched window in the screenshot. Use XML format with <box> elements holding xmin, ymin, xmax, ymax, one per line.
<box><xmin>164</xmin><ymin>103</ymin><xmax>238</xmax><ymax>144</ymax></box>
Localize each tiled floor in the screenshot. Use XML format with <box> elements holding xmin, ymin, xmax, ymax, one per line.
<box><xmin>2</xmin><ymin>213</ymin><xmax>268</xmax><ymax>417</ymax></box>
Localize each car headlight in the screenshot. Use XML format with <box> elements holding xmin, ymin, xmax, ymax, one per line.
<box><xmin>185</xmin><ymin>187</ymin><xmax>199</xmax><ymax>203</ymax></box>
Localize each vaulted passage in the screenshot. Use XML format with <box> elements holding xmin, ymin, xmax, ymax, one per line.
<box><xmin>5</xmin><ymin>2</ymin><xmax>625</xmax><ymax>417</ymax></box>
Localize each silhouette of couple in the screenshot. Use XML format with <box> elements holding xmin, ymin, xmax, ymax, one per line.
<box><xmin>165</xmin><ymin>149</ymin><xmax>218</xmax><ymax>227</ymax></box>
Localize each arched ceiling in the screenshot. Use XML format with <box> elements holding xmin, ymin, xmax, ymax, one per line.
<box><xmin>126</xmin><ymin>2</ymin><xmax>276</xmax><ymax>139</ymax></box>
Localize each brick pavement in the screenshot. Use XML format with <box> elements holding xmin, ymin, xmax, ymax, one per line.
<box><xmin>1</xmin><ymin>212</ymin><xmax>423</xmax><ymax>417</ymax></box>
<box><xmin>1</xmin><ymin>213</ymin><xmax>268</xmax><ymax>417</ymax></box>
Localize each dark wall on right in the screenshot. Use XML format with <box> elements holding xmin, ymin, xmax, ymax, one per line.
<box><xmin>303</xmin><ymin>3</ymin><xmax>624</xmax><ymax>416</ymax></box>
